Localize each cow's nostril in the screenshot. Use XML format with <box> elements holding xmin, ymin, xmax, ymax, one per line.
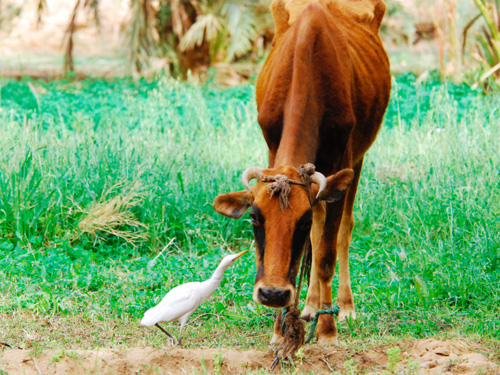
<box><xmin>258</xmin><ymin>287</ymin><xmax>291</xmax><ymax>307</ymax></box>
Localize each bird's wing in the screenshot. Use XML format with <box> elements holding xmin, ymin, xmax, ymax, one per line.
<box><xmin>140</xmin><ymin>282</ymin><xmax>202</xmax><ymax>326</ymax></box>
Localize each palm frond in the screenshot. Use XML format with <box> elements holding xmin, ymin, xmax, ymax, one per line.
<box><xmin>179</xmin><ymin>13</ymin><xmax>223</xmax><ymax>51</ymax></box>
<box><xmin>469</xmin><ymin>0</ymin><xmax>500</xmax><ymax>85</ymax></box>
<box><xmin>476</xmin><ymin>32</ymin><xmax>496</xmax><ymax>66</ymax></box>
<box><xmin>170</xmin><ymin>0</ymin><xmax>191</xmax><ymax>38</ymax></box>
<box><xmin>473</xmin><ymin>0</ymin><xmax>500</xmax><ymax>41</ymax></box>
<box><xmin>124</xmin><ymin>0</ymin><xmax>159</xmax><ymax>74</ymax></box>
<box><xmin>224</xmin><ymin>3</ymin><xmax>257</xmax><ymax>61</ymax></box>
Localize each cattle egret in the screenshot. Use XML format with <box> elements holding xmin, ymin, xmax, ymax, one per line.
<box><xmin>140</xmin><ymin>249</ymin><xmax>249</xmax><ymax>345</ymax></box>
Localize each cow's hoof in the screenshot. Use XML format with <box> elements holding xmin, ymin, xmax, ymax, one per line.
<box><xmin>300</xmin><ymin>305</ymin><xmax>317</xmax><ymax>321</ymax></box>
<box><xmin>338</xmin><ymin>309</ymin><xmax>356</xmax><ymax>322</ymax></box>
<box><xmin>316</xmin><ymin>312</ymin><xmax>338</xmax><ymax>346</ymax></box>
<box><xmin>317</xmin><ymin>334</ymin><xmax>339</xmax><ymax>346</ymax></box>
<box><xmin>270</xmin><ymin>333</ymin><xmax>283</xmax><ymax>345</ymax></box>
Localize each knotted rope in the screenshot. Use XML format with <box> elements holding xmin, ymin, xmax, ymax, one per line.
<box><xmin>304</xmin><ymin>305</ymin><xmax>340</xmax><ymax>344</ymax></box>
<box><xmin>270</xmin><ymin>305</ymin><xmax>340</xmax><ymax>372</ymax></box>
<box><xmin>298</xmin><ymin>163</ymin><xmax>317</xmax><ymax>207</ymax></box>
<box><xmin>258</xmin><ymin>163</ymin><xmax>317</xmax><ymax>212</ymax></box>
<box><xmin>270</xmin><ymin>306</ymin><xmax>305</xmax><ymax>372</ymax></box>
<box><xmin>262</xmin><ymin>174</ymin><xmax>293</xmax><ymax>211</ymax></box>
<box><xmin>261</xmin><ymin>174</ymin><xmax>306</xmax><ymax>212</ymax></box>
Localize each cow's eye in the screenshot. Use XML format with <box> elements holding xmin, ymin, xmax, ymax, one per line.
<box><xmin>249</xmin><ymin>213</ymin><xmax>260</xmax><ymax>226</ymax></box>
<box><xmin>298</xmin><ymin>220</ymin><xmax>312</xmax><ymax>230</ymax></box>
<box><xmin>296</xmin><ymin>211</ymin><xmax>313</xmax><ymax>230</ymax></box>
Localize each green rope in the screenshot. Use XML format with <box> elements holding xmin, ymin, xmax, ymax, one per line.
<box><xmin>281</xmin><ymin>307</ymin><xmax>287</xmax><ymax>333</ymax></box>
<box><xmin>304</xmin><ymin>305</ymin><xmax>340</xmax><ymax>344</ymax></box>
<box><xmin>280</xmin><ymin>305</ymin><xmax>340</xmax><ymax>344</ymax></box>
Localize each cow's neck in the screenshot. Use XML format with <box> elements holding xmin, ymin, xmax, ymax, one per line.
<box><xmin>273</xmin><ymin>153</ymin><xmax>312</xmax><ymax>168</ymax></box>
<box><xmin>273</xmin><ymin>131</ymin><xmax>318</xmax><ymax>168</ymax></box>
<box><xmin>271</xmin><ymin>87</ymin><xmax>322</xmax><ymax>168</ymax></box>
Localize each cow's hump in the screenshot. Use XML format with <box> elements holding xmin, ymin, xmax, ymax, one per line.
<box><xmin>271</xmin><ymin>0</ymin><xmax>385</xmax><ymax>43</ymax></box>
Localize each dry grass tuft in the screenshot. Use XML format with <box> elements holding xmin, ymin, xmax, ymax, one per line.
<box><xmin>78</xmin><ymin>182</ymin><xmax>148</xmax><ymax>246</ymax></box>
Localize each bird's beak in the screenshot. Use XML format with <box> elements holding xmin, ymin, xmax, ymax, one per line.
<box><xmin>234</xmin><ymin>249</ymin><xmax>250</xmax><ymax>260</ymax></box>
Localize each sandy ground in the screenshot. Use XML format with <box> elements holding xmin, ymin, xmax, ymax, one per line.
<box><xmin>1</xmin><ymin>338</ymin><xmax>499</xmax><ymax>374</ymax></box>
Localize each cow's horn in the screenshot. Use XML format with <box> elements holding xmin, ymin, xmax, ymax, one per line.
<box><xmin>242</xmin><ymin>167</ymin><xmax>263</xmax><ymax>192</ymax></box>
<box><xmin>310</xmin><ymin>171</ymin><xmax>327</xmax><ymax>199</ymax></box>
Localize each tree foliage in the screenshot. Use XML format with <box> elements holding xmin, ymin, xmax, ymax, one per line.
<box><xmin>17</xmin><ymin>0</ymin><xmax>500</xmax><ymax>82</ymax></box>
<box><xmin>28</xmin><ymin>0</ymin><xmax>272</xmax><ymax>76</ymax></box>
<box><xmin>464</xmin><ymin>0</ymin><xmax>500</xmax><ymax>85</ymax></box>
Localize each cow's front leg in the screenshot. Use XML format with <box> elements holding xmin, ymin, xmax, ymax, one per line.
<box><xmin>315</xmin><ymin>201</ymin><xmax>343</xmax><ymax>346</ymax></box>
<box><xmin>315</xmin><ymin>249</ymin><xmax>338</xmax><ymax>345</ymax></box>
<box><xmin>301</xmin><ymin>262</ymin><xmax>320</xmax><ymax>320</ymax></box>
<box><xmin>270</xmin><ymin>309</ymin><xmax>283</xmax><ymax>344</ymax></box>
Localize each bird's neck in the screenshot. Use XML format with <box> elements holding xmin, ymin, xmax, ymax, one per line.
<box><xmin>199</xmin><ymin>263</ymin><xmax>230</xmax><ymax>304</ymax></box>
<box><xmin>198</xmin><ymin>276</ymin><xmax>222</xmax><ymax>304</ymax></box>
<box><xmin>209</xmin><ymin>263</ymin><xmax>227</xmax><ymax>285</ymax></box>
<box><xmin>200</xmin><ymin>264</ymin><xmax>225</xmax><ymax>291</ymax></box>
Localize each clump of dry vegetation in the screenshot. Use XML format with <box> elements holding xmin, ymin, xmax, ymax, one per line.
<box><xmin>78</xmin><ymin>183</ymin><xmax>149</xmax><ymax>246</ymax></box>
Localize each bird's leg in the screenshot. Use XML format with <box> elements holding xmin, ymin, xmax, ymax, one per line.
<box><xmin>177</xmin><ymin>326</ymin><xmax>184</xmax><ymax>347</ymax></box>
<box><xmin>155</xmin><ymin>323</ymin><xmax>177</xmax><ymax>345</ymax></box>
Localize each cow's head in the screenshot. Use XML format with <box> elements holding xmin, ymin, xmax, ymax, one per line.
<box><xmin>213</xmin><ymin>164</ymin><xmax>353</xmax><ymax>308</ymax></box>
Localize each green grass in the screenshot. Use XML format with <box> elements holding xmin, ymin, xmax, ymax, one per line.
<box><xmin>0</xmin><ymin>73</ymin><xmax>499</xmax><ymax>351</ymax></box>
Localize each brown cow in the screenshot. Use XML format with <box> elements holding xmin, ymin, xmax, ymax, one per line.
<box><xmin>213</xmin><ymin>0</ymin><xmax>391</xmax><ymax>345</ymax></box>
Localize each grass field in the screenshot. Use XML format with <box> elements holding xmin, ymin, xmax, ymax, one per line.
<box><xmin>0</xmin><ymin>74</ymin><xmax>499</xmax><ymax>371</ymax></box>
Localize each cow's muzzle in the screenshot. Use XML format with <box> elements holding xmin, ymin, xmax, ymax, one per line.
<box><xmin>253</xmin><ymin>284</ymin><xmax>295</xmax><ymax>308</ymax></box>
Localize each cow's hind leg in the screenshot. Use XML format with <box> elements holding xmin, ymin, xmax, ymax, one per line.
<box><xmin>301</xmin><ymin>202</ymin><xmax>326</xmax><ymax>321</ymax></box>
<box><xmin>337</xmin><ymin>158</ymin><xmax>363</xmax><ymax>321</ymax></box>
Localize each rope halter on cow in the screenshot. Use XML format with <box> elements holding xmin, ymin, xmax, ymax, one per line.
<box><xmin>241</xmin><ymin>163</ymin><xmax>327</xmax><ymax>211</ymax></box>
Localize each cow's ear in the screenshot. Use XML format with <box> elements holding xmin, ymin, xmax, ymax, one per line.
<box><xmin>213</xmin><ymin>191</ymin><xmax>253</xmax><ymax>219</ymax></box>
<box><xmin>317</xmin><ymin>169</ymin><xmax>354</xmax><ymax>203</ymax></box>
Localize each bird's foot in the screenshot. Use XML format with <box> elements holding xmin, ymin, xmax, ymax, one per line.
<box><xmin>155</xmin><ymin>323</ymin><xmax>179</xmax><ymax>346</ymax></box>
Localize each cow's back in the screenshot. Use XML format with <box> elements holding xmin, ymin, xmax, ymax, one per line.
<box><xmin>256</xmin><ymin>0</ymin><xmax>390</xmax><ymax>170</ymax></box>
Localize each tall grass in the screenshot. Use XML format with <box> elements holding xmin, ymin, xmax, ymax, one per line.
<box><xmin>354</xmin><ymin>75</ymin><xmax>500</xmax><ymax>338</ymax></box>
<box><xmin>0</xmin><ymin>74</ymin><xmax>499</xmax><ymax>344</ymax></box>
<box><xmin>0</xmin><ymin>78</ymin><xmax>265</xmax><ymax>250</ymax></box>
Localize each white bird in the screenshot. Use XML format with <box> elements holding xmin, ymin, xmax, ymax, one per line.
<box><xmin>140</xmin><ymin>249</ymin><xmax>249</xmax><ymax>345</ymax></box>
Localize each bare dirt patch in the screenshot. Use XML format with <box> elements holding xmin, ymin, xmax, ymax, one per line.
<box><xmin>1</xmin><ymin>339</ymin><xmax>498</xmax><ymax>374</ymax></box>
